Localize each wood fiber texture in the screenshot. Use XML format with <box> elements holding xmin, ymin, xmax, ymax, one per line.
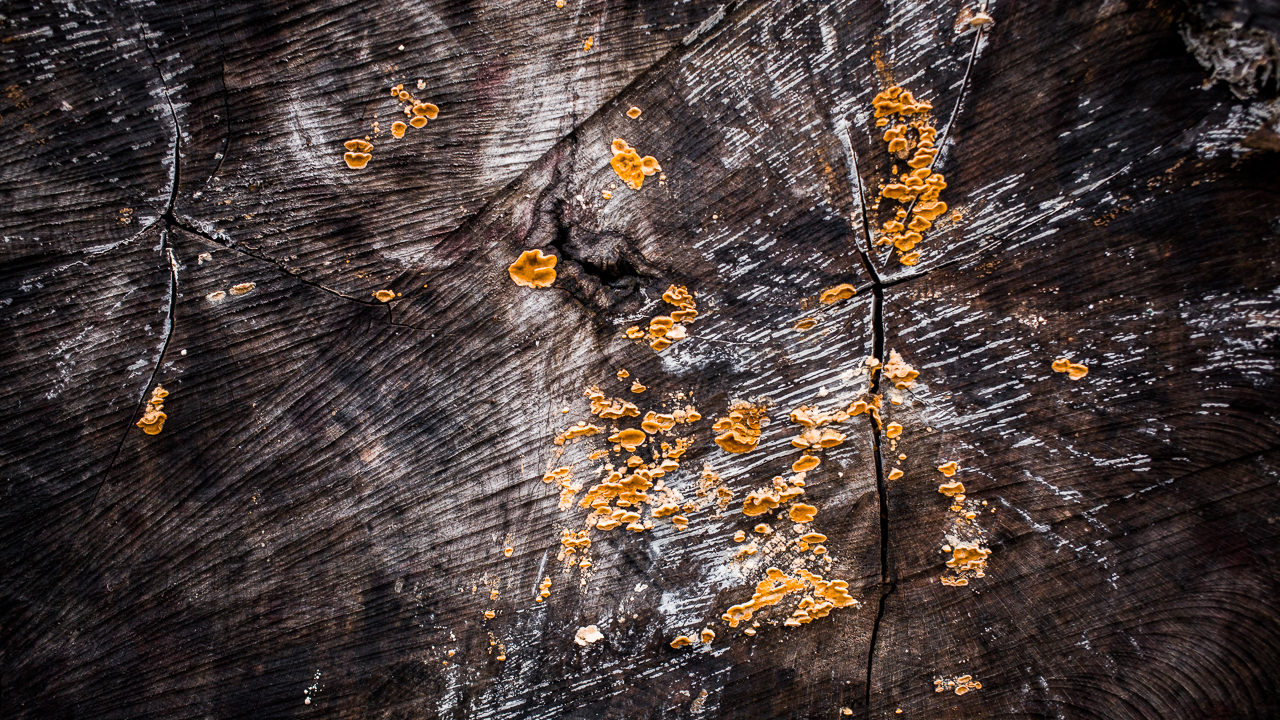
<box><xmin>1</xmin><ymin>0</ymin><xmax>1278</xmax><ymax>718</ymax></box>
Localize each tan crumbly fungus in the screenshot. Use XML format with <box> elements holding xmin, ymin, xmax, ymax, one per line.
<box><xmin>609</xmin><ymin>138</ymin><xmax>660</xmax><ymax>191</ymax></box>
<box><xmin>788</xmin><ymin>504</ymin><xmax>817</xmax><ymax>523</ymax></box>
<box><xmin>713</xmin><ymin>402</ymin><xmax>767</xmax><ymax>453</ymax></box>
<box><xmin>938</xmin><ymin>461</ymin><xmax>959</xmax><ymax>477</ymax></box>
<box><xmin>508</xmin><ymin>249</ymin><xmax>558</xmax><ymax>288</ymax></box>
<box><xmin>819</xmin><ymin>283</ymin><xmax>857</xmax><ymax>305</ymax></box>
<box><xmin>373</xmin><ymin>290</ymin><xmax>395</xmax><ymax>302</ymax></box>
<box><xmin>1052</xmin><ymin>357</ymin><xmax>1089</xmax><ymax>380</ymax></box>
<box><xmin>135</xmin><ymin>385</ymin><xmax>169</xmax><ymax>435</ymax></box>
<box><xmin>882</xmin><ymin>350</ymin><xmax>919</xmax><ymax>388</ymax></box>
<box><xmin>391</xmin><ymin>121</ymin><xmax>407</xmax><ymax>139</ymax></box>
<box><xmin>574</xmin><ymin>625</ymin><xmax>604</xmax><ymax>646</ymax></box>
<box><xmin>627</xmin><ymin>106</ymin><xmax>642</xmax><ymax>119</ymax></box>
<box><xmin>670</xmin><ymin>635</ymin><xmax>694</xmax><ymax>649</ymax></box>
<box><xmin>206</xmin><ymin>291</ymin><xmax>226</xmax><ymax>302</ymax></box>
<box><xmin>230</xmin><ymin>282</ymin><xmax>256</xmax><ymax>296</ymax></box>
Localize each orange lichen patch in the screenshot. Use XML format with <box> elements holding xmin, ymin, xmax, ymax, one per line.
<box><xmin>819</xmin><ymin>283</ymin><xmax>857</xmax><ymax>305</ymax></box>
<box><xmin>882</xmin><ymin>350</ymin><xmax>919</xmax><ymax>389</ymax></box>
<box><xmin>625</xmin><ymin>326</ymin><xmax>644</xmax><ymax>339</ymax></box>
<box><xmin>627</xmin><ymin>106</ymin><xmax>642</xmax><ymax>119</ymax></box>
<box><xmin>700</xmin><ymin>628</ymin><xmax>715</xmax><ymax>643</ymax></box>
<box><xmin>788</xmin><ymin>504</ymin><xmax>817</xmax><ymax>523</ymax></box>
<box><xmin>574</xmin><ymin>625</ymin><xmax>604</xmax><ymax>646</ymax></box>
<box><xmin>946</xmin><ymin>542</ymin><xmax>991</xmax><ymax>574</ymax></box>
<box><xmin>713</xmin><ymin>402</ymin><xmax>767</xmax><ymax>454</ymax></box>
<box><xmin>344</xmin><ymin>152</ymin><xmax>372</xmax><ymax>169</ymax></box>
<box><xmin>670</xmin><ymin>635</ymin><xmax>694</xmax><ymax>649</ymax></box>
<box><xmin>344</xmin><ymin>139</ymin><xmax>373</xmax><ymax>153</ymax></box>
<box><xmin>390</xmin><ymin>121</ymin><xmax>407</xmax><ymax>139</ymax></box>
<box><xmin>888</xmin><ymin>468</ymin><xmax>904</xmax><ymax>480</ymax></box>
<box><xmin>554</xmin><ymin>422</ymin><xmax>602</xmax><ymax>445</ymax></box>
<box><xmin>508</xmin><ymin>249</ymin><xmax>558</xmax><ymax>288</ymax></box>
<box><xmin>373</xmin><ymin>290</ymin><xmax>396</xmax><ymax>302</ymax></box>
<box><xmin>871</xmin><ymin>86</ymin><xmax>933</xmax><ymax>117</ymax></box>
<box><xmin>583</xmin><ymin>36</ymin><xmax>593</xmax><ymax>52</ymax></box>
<box><xmin>742</xmin><ymin>488</ymin><xmax>781</xmax><ymax>517</ymax></box>
<box><xmin>793</xmin><ymin>318</ymin><xmax>817</xmax><ymax>331</ymax></box>
<box><xmin>409</xmin><ymin>116</ymin><xmax>428</xmax><ymax>129</ymax></box>
<box><xmin>608</xmin><ymin>429</ymin><xmax>646</xmax><ymax>451</ymax></box>
<box><xmin>938</xmin><ymin>480</ymin><xmax>965</xmax><ymax>497</ymax></box>
<box><xmin>721</xmin><ymin>568</ymin><xmax>807</xmax><ymax>627</ymax></box>
<box><xmin>630</xmin><ymin>381</ymin><xmax>646</xmax><ymax>394</ymax></box>
<box><xmin>135</xmin><ymin>385</ymin><xmax>169</xmax><ymax>435</ymax></box>
<box><xmin>937</xmin><ymin>461</ymin><xmax>959</xmax><ymax>477</ymax></box>
<box><xmin>1052</xmin><ymin>357</ymin><xmax>1089</xmax><ymax>380</ymax></box>
<box><xmin>230</xmin><ymin>282</ymin><xmax>256</xmax><ymax>296</ymax></box>
<box><xmin>792</xmin><ymin>455</ymin><xmax>821</xmax><ymax>473</ymax></box>
<box><xmin>641</xmin><ymin>411</ymin><xmax>677</xmax><ymax>434</ymax></box>
<box><xmin>885</xmin><ymin>422</ymin><xmax>903</xmax><ymax>439</ymax></box>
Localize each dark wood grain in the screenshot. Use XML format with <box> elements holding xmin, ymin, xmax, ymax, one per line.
<box><xmin>2</xmin><ymin>0</ymin><xmax>1278</xmax><ymax>718</ymax></box>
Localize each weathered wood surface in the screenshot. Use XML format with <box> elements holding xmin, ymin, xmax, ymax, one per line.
<box><xmin>2</xmin><ymin>0</ymin><xmax>1278</xmax><ymax>718</ymax></box>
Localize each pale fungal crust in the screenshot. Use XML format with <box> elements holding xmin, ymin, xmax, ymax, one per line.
<box><xmin>230</xmin><ymin>282</ymin><xmax>256</xmax><ymax>296</ymax></box>
<box><xmin>135</xmin><ymin>385</ymin><xmax>169</xmax><ymax>435</ymax></box>
<box><xmin>713</xmin><ymin>402</ymin><xmax>767</xmax><ymax>453</ymax></box>
<box><xmin>574</xmin><ymin>625</ymin><xmax>604</xmax><ymax>646</ymax></box>
<box><xmin>626</xmin><ymin>106</ymin><xmax>642</xmax><ymax>119</ymax></box>
<box><xmin>508</xmin><ymin>249</ymin><xmax>558</xmax><ymax>288</ymax></box>
<box><xmin>1052</xmin><ymin>357</ymin><xmax>1089</xmax><ymax>380</ymax></box>
<box><xmin>373</xmin><ymin>290</ymin><xmax>395</xmax><ymax>302</ymax></box>
<box><xmin>937</xmin><ymin>461</ymin><xmax>959</xmax><ymax>477</ymax></box>
<box><xmin>206</xmin><ymin>291</ymin><xmax>226</xmax><ymax>302</ymax></box>
<box><xmin>818</xmin><ymin>283</ymin><xmax>857</xmax><ymax>305</ymax></box>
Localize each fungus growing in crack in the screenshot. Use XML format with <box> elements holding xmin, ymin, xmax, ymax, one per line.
<box><xmin>391</xmin><ymin>121</ymin><xmax>406</xmax><ymax>139</ymax></box>
<box><xmin>937</xmin><ymin>461</ymin><xmax>959</xmax><ymax>477</ymax></box>
<box><xmin>608</xmin><ymin>429</ymin><xmax>647</xmax><ymax>452</ymax></box>
<box><xmin>230</xmin><ymin>282</ymin><xmax>256</xmax><ymax>296</ymax></box>
<box><xmin>373</xmin><ymin>290</ymin><xmax>395</xmax><ymax>302</ymax></box>
<box><xmin>819</xmin><ymin>283</ymin><xmax>857</xmax><ymax>305</ymax></box>
<box><xmin>627</xmin><ymin>106</ymin><xmax>642</xmax><ymax>119</ymax></box>
<box><xmin>1052</xmin><ymin>357</ymin><xmax>1089</xmax><ymax>380</ymax></box>
<box><xmin>508</xmin><ymin>249</ymin><xmax>558</xmax><ymax>288</ymax></box>
<box><xmin>135</xmin><ymin>385</ymin><xmax>169</xmax><ymax>435</ymax></box>
<box><xmin>788</xmin><ymin>504</ymin><xmax>817</xmax><ymax>523</ymax></box>
<box><xmin>792</xmin><ymin>454</ymin><xmax>821</xmax><ymax>473</ymax></box>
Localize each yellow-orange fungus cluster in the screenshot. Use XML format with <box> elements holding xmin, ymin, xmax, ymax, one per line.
<box><xmin>719</xmin><ymin>567</ymin><xmax>857</xmax><ymax>629</ymax></box>
<box><xmin>870</xmin><ymin>86</ymin><xmax>948</xmax><ymax>266</ymax></box>
<box><xmin>508</xmin><ymin>249</ymin><xmax>558</xmax><ymax>288</ymax></box>
<box><xmin>609</xmin><ymin>138</ymin><xmax>661</xmax><ymax>191</ymax></box>
<box><xmin>343</xmin><ymin>139</ymin><xmax>372</xmax><ymax>169</ymax></box>
<box><xmin>1052</xmin><ymin>357</ymin><xmax>1089</xmax><ymax>380</ymax></box>
<box><xmin>626</xmin><ymin>284</ymin><xmax>698</xmax><ymax>351</ymax></box>
<box><xmin>135</xmin><ymin>385</ymin><xmax>169</xmax><ymax>435</ymax></box>
<box><xmin>936</xmin><ymin>675</ymin><xmax>983</xmax><ymax>695</ymax></box>
<box><xmin>713</xmin><ymin>402</ymin><xmax>767</xmax><ymax>454</ymax></box>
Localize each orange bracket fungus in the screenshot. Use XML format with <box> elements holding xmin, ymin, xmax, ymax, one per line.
<box><xmin>627</xmin><ymin>106</ymin><xmax>642</xmax><ymax>119</ymax></box>
<box><xmin>1052</xmin><ymin>357</ymin><xmax>1089</xmax><ymax>380</ymax></box>
<box><xmin>390</xmin><ymin>121</ymin><xmax>406</xmax><ymax>139</ymax></box>
<box><xmin>722</xmin><ymin>568</ymin><xmax>806</xmax><ymax>627</ymax></box>
<box><xmin>343</xmin><ymin>139</ymin><xmax>373</xmax><ymax>169</ymax></box>
<box><xmin>608</xmin><ymin>429</ymin><xmax>647</xmax><ymax>452</ymax></box>
<box><xmin>609</xmin><ymin>138</ymin><xmax>661</xmax><ymax>191</ymax></box>
<box><xmin>938</xmin><ymin>480</ymin><xmax>965</xmax><ymax>496</ymax></box>
<box><xmin>135</xmin><ymin>385</ymin><xmax>169</xmax><ymax>435</ymax></box>
<box><xmin>508</xmin><ymin>249</ymin><xmax>558</xmax><ymax>288</ymax></box>
<box><xmin>819</xmin><ymin>283</ymin><xmax>857</xmax><ymax>305</ymax></box>
<box><xmin>713</xmin><ymin>402</ymin><xmax>767</xmax><ymax>453</ymax></box>
<box><xmin>937</xmin><ymin>461</ymin><xmax>959</xmax><ymax>477</ymax></box>
<box><xmin>373</xmin><ymin>290</ymin><xmax>395</xmax><ymax>302</ymax></box>
<box><xmin>791</xmin><ymin>454</ymin><xmax>821</xmax><ymax>473</ymax></box>
<box><xmin>788</xmin><ymin>504</ymin><xmax>817</xmax><ymax>523</ymax></box>
<box><xmin>670</xmin><ymin>635</ymin><xmax>694</xmax><ymax>649</ymax></box>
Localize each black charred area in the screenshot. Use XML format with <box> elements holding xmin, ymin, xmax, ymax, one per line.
<box><xmin>3</xmin><ymin>0</ymin><xmax>1280</xmax><ymax>719</ymax></box>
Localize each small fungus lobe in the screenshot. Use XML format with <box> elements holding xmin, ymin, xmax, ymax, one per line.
<box><xmin>627</xmin><ymin>106</ymin><xmax>642</xmax><ymax>119</ymax></box>
<box><xmin>819</xmin><ymin>284</ymin><xmax>857</xmax><ymax>305</ymax></box>
<box><xmin>1052</xmin><ymin>357</ymin><xmax>1089</xmax><ymax>380</ymax></box>
<box><xmin>574</xmin><ymin>625</ymin><xmax>604</xmax><ymax>646</ymax></box>
<box><xmin>508</xmin><ymin>249</ymin><xmax>558</xmax><ymax>288</ymax></box>
<box><xmin>788</xmin><ymin>504</ymin><xmax>817</xmax><ymax>523</ymax></box>
<box><xmin>135</xmin><ymin>385</ymin><xmax>169</xmax><ymax>435</ymax></box>
<box><xmin>374</xmin><ymin>290</ymin><xmax>395</xmax><ymax>302</ymax></box>
<box><xmin>938</xmin><ymin>461</ymin><xmax>959</xmax><ymax>477</ymax></box>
